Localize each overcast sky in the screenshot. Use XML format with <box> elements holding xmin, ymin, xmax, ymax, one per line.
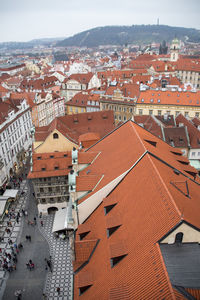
<box><xmin>1</xmin><ymin>0</ymin><xmax>200</xmax><ymax>42</ymax></box>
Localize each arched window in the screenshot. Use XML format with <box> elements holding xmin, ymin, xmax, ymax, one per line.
<box><xmin>175</xmin><ymin>232</ymin><xmax>183</xmax><ymax>244</ymax></box>
<box><xmin>53</xmin><ymin>133</ymin><xmax>59</xmax><ymax>139</ymax></box>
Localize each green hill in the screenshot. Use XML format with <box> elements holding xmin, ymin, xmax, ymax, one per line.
<box><xmin>57</xmin><ymin>25</ymin><xmax>200</xmax><ymax>47</ymax></box>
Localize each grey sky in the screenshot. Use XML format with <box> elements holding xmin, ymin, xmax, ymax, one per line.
<box><xmin>1</xmin><ymin>0</ymin><xmax>200</xmax><ymax>42</ymax></box>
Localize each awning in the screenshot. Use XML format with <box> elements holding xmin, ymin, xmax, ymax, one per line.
<box><xmin>52</xmin><ymin>207</ymin><xmax>74</xmax><ymax>233</ymax></box>
<box><xmin>0</xmin><ymin>197</ymin><xmax>8</xmax><ymax>216</ymax></box>
<box><xmin>3</xmin><ymin>189</ymin><xmax>19</xmax><ymax>199</ymax></box>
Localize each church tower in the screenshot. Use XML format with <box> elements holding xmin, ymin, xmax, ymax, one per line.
<box><xmin>170</xmin><ymin>38</ymin><xmax>180</xmax><ymax>62</ymax></box>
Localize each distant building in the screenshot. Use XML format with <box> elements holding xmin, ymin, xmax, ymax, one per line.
<box><xmin>61</xmin><ymin>73</ymin><xmax>101</xmax><ymax>102</ymax></box>
<box><xmin>0</xmin><ymin>63</ymin><xmax>25</xmax><ymax>76</ymax></box>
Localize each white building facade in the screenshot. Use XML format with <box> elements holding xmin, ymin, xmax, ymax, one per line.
<box><xmin>0</xmin><ymin>98</ymin><xmax>33</xmax><ymax>187</ymax></box>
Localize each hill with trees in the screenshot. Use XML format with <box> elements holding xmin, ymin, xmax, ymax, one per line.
<box><xmin>57</xmin><ymin>25</ymin><xmax>200</xmax><ymax>47</ymax></box>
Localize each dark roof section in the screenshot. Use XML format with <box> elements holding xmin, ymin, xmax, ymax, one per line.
<box><xmin>163</xmin><ymin>127</ymin><xmax>190</xmax><ymax>148</ymax></box>
<box><xmin>160</xmin><ymin>243</ymin><xmax>200</xmax><ymax>288</ymax></box>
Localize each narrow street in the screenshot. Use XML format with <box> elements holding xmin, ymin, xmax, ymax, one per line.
<box><xmin>1</xmin><ymin>179</ymin><xmax>49</xmax><ymax>300</ymax></box>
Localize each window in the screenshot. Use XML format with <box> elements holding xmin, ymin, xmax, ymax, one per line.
<box><xmin>195</xmin><ymin>112</ymin><xmax>199</xmax><ymax>118</ymax></box>
<box><xmin>144</xmin><ymin>139</ymin><xmax>157</xmax><ymax>147</ymax></box>
<box><xmin>79</xmin><ymin>285</ymin><xmax>92</xmax><ymax>296</ymax></box>
<box><xmin>150</xmin><ymin>98</ymin><xmax>154</xmax><ymax>102</ymax></box>
<box><xmin>104</xmin><ymin>204</ymin><xmax>117</xmax><ymax>215</ymax></box>
<box><xmin>175</xmin><ymin>232</ymin><xmax>183</xmax><ymax>244</ymax></box>
<box><xmin>79</xmin><ymin>231</ymin><xmax>90</xmax><ymax>240</ymax></box>
<box><xmin>149</xmin><ymin>110</ymin><xmax>153</xmax><ymax>115</ymax></box>
<box><xmin>157</xmin><ymin>99</ymin><xmax>160</xmax><ymax>103</ymax></box>
<box><xmin>175</xmin><ymin>111</ymin><xmax>180</xmax><ymax>117</ymax></box>
<box><xmin>110</xmin><ymin>254</ymin><xmax>127</xmax><ymax>268</ymax></box>
<box><xmin>184</xmin><ymin>112</ymin><xmax>189</xmax><ymax>117</ymax></box>
<box><xmin>192</xmin><ymin>152</ymin><xmax>195</xmax><ymax>157</ymax></box>
<box><xmin>123</xmin><ymin>116</ymin><xmax>127</xmax><ymax>121</ymax></box>
<box><xmin>53</xmin><ymin>133</ymin><xmax>59</xmax><ymax>139</ymax></box>
<box><xmin>166</xmin><ymin>111</ymin><xmax>170</xmax><ymax>115</ymax></box>
<box><xmin>107</xmin><ymin>225</ymin><xmax>121</xmax><ymax>237</ymax></box>
<box><xmin>139</xmin><ymin>109</ymin><xmax>143</xmax><ymax>115</ymax></box>
<box><xmin>158</xmin><ymin>110</ymin><xmax>162</xmax><ymax>116</ymax></box>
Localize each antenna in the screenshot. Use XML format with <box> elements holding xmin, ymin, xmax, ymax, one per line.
<box><xmin>157</xmin><ymin>18</ymin><xmax>159</xmax><ymax>26</ymax></box>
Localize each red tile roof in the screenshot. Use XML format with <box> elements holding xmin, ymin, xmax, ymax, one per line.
<box><xmin>34</xmin><ymin>111</ymin><xmax>115</xmax><ymax>148</ymax></box>
<box><xmin>28</xmin><ymin>151</ymin><xmax>72</xmax><ymax>178</ymax></box>
<box><xmin>73</xmin><ymin>120</ymin><xmax>200</xmax><ymax>299</ymax></box>
<box><xmin>137</xmin><ymin>90</ymin><xmax>200</xmax><ymax>107</ymax></box>
<box><xmin>176</xmin><ymin>114</ymin><xmax>200</xmax><ymax>148</ymax></box>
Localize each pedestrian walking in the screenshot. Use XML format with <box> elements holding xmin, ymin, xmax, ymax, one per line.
<box><xmin>18</xmin><ymin>243</ymin><xmax>23</xmax><ymax>250</ymax></box>
<box><xmin>28</xmin><ymin>235</ymin><xmax>31</xmax><ymax>242</ymax></box>
<box><xmin>42</xmin><ymin>293</ymin><xmax>47</xmax><ymax>299</ymax></box>
<box><xmin>56</xmin><ymin>287</ymin><xmax>60</xmax><ymax>295</ymax></box>
<box><xmin>34</xmin><ymin>217</ymin><xmax>37</xmax><ymax>225</ymax></box>
<box><xmin>40</xmin><ymin>220</ymin><xmax>43</xmax><ymax>227</ymax></box>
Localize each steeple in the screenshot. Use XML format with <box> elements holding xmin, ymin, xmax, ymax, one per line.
<box><xmin>170</xmin><ymin>38</ymin><xmax>180</xmax><ymax>61</ymax></box>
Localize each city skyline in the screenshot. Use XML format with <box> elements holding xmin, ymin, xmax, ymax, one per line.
<box><xmin>1</xmin><ymin>0</ymin><xmax>200</xmax><ymax>43</ymax></box>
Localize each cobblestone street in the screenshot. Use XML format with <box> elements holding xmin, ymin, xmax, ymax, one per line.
<box><xmin>0</xmin><ymin>177</ymin><xmax>73</xmax><ymax>300</ymax></box>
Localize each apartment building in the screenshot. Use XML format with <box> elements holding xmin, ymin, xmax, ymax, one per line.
<box><xmin>0</xmin><ymin>98</ymin><xmax>32</xmax><ymax>187</ymax></box>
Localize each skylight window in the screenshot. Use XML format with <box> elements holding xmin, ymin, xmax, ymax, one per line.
<box><xmin>150</xmin><ymin>99</ymin><xmax>154</xmax><ymax>102</ymax></box>
<box><xmin>141</xmin><ymin>98</ymin><xmax>144</xmax><ymax>102</ymax></box>
<box><xmin>157</xmin><ymin>99</ymin><xmax>160</xmax><ymax>103</ymax></box>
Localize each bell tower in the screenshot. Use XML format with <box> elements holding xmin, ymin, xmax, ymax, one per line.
<box><xmin>170</xmin><ymin>38</ymin><xmax>180</xmax><ymax>62</ymax></box>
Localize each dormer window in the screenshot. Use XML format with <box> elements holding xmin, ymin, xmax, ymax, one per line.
<box><xmin>79</xmin><ymin>285</ymin><xmax>92</xmax><ymax>296</ymax></box>
<box><xmin>79</xmin><ymin>231</ymin><xmax>90</xmax><ymax>240</ymax></box>
<box><xmin>53</xmin><ymin>133</ymin><xmax>59</xmax><ymax>139</ymax></box>
<box><xmin>104</xmin><ymin>203</ymin><xmax>117</xmax><ymax>215</ymax></box>
<box><xmin>107</xmin><ymin>225</ymin><xmax>121</xmax><ymax>238</ymax></box>
<box><xmin>110</xmin><ymin>254</ymin><xmax>127</xmax><ymax>268</ymax></box>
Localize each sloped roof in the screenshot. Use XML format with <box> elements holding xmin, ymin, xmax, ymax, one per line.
<box><xmin>137</xmin><ymin>90</ymin><xmax>200</xmax><ymax>106</ymax></box>
<box><xmin>73</xmin><ymin>120</ymin><xmax>200</xmax><ymax>299</ymax></box>
<box><xmin>133</xmin><ymin>115</ymin><xmax>163</xmax><ymax>138</ymax></box>
<box><xmin>28</xmin><ymin>151</ymin><xmax>72</xmax><ymax>178</ymax></box>
<box><xmin>163</xmin><ymin>127</ymin><xmax>189</xmax><ymax>148</ymax></box>
<box><xmin>34</xmin><ymin>111</ymin><xmax>115</xmax><ymax>147</ymax></box>
<box><xmin>176</xmin><ymin>114</ymin><xmax>200</xmax><ymax>149</ymax></box>
<box><xmin>68</xmin><ymin>72</ymin><xmax>94</xmax><ymax>84</ymax></box>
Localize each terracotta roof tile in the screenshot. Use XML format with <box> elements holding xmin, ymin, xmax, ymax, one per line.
<box><xmin>73</xmin><ymin>120</ymin><xmax>200</xmax><ymax>299</ymax></box>
<box><xmin>76</xmin><ymin>175</ymin><xmax>102</xmax><ymax>192</ymax></box>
